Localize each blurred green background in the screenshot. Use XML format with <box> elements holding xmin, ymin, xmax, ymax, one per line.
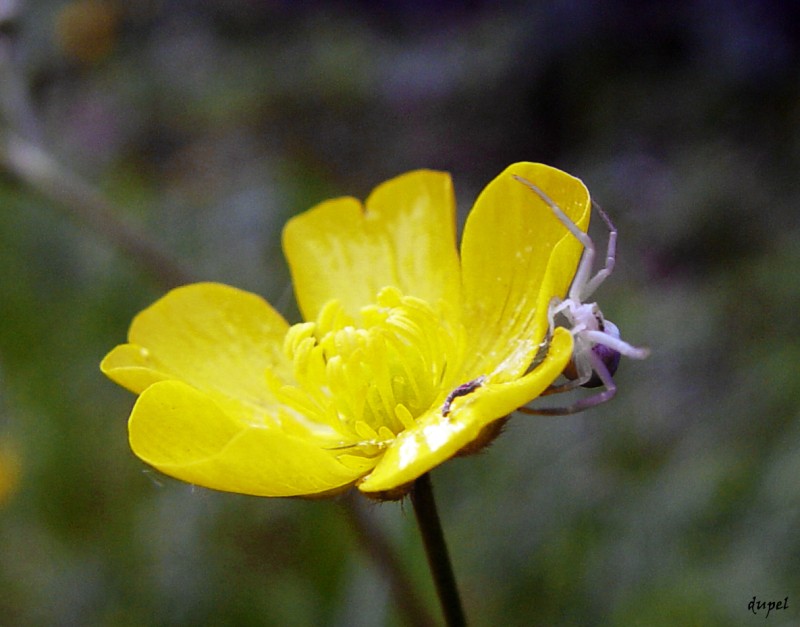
<box><xmin>1</xmin><ymin>1</ymin><xmax>799</xmax><ymax>625</ymax></box>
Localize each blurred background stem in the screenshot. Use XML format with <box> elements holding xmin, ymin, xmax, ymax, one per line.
<box><xmin>0</xmin><ymin>131</ymin><xmax>194</xmax><ymax>290</ymax></box>
<box><xmin>342</xmin><ymin>492</ymin><xmax>438</xmax><ymax>627</ymax></box>
<box><xmin>0</xmin><ymin>10</ymin><xmax>192</xmax><ymax>291</ymax></box>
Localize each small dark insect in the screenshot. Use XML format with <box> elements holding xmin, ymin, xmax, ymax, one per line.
<box><xmin>442</xmin><ymin>376</ymin><xmax>486</xmax><ymax>416</ymax></box>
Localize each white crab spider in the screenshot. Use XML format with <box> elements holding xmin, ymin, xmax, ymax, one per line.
<box><xmin>513</xmin><ymin>174</ymin><xmax>650</xmax><ymax>415</ymax></box>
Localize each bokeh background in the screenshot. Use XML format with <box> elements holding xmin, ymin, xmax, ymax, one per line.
<box><xmin>1</xmin><ymin>1</ymin><xmax>799</xmax><ymax>625</ymax></box>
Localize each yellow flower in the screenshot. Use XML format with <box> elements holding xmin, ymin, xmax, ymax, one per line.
<box><xmin>101</xmin><ymin>162</ymin><xmax>590</xmax><ymax>499</ymax></box>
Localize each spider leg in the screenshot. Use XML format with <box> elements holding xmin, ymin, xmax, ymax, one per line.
<box><xmin>517</xmin><ymin>347</ymin><xmax>617</xmax><ymax>416</ymax></box>
<box><xmin>580</xmin><ymin>202</ymin><xmax>617</xmax><ymax>300</ymax></box>
<box><xmin>512</xmin><ymin>174</ymin><xmax>596</xmax><ymax>302</ymax></box>
<box><xmin>548</xmin><ymin>296</ymin><xmax>568</xmax><ymax>335</ymax></box>
<box><xmin>539</xmin><ymin>371</ymin><xmax>590</xmax><ymax>396</ymax></box>
<box><xmin>583</xmin><ymin>329</ymin><xmax>650</xmax><ymax>360</ymax></box>
<box><xmin>521</xmin><ymin>336</ymin><xmax>594</xmax><ymax>402</ymax></box>
<box><xmin>538</xmin><ymin>331</ymin><xmax>594</xmax><ymax>396</ymax></box>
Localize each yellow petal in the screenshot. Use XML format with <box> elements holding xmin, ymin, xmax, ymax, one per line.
<box><xmin>101</xmin><ymin>343</ymin><xmax>173</xmax><ymax>393</ymax></box>
<box><xmin>101</xmin><ymin>283</ymin><xmax>291</xmax><ymax>425</ymax></box>
<box><xmin>129</xmin><ymin>380</ymin><xmax>369</xmax><ymax>497</ymax></box>
<box><xmin>358</xmin><ymin>328</ymin><xmax>573</xmax><ymax>494</ymax></box>
<box><xmin>283</xmin><ymin>170</ymin><xmax>460</xmax><ymax>322</ymax></box>
<box><xmin>459</xmin><ymin>162</ymin><xmax>590</xmax><ymax>380</ymax></box>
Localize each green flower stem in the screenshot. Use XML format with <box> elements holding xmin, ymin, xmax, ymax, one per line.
<box><xmin>411</xmin><ymin>473</ymin><xmax>467</xmax><ymax>627</ymax></box>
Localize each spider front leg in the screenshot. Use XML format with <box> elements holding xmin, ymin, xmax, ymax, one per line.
<box><xmin>512</xmin><ymin>175</ymin><xmax>617</xmax><ymax>302</ymax></box>
<box><xmin>580</xmin><ymin>203</ymin><xmax>617</xmax><ymax>300</ymax></box>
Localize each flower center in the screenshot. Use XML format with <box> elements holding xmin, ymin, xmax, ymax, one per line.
<box><xmin>269</xmin><ymin>287</ymin><xmax>462</xmax><ymax>451</ymax></box>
